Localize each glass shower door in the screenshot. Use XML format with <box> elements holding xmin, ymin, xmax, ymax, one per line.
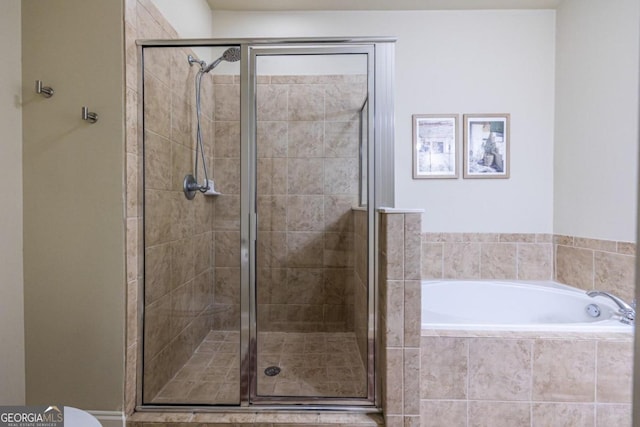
<box><xmin>141</xmin><ymin>45</ymin><xmax>241</xmax><ymax>405</ymax></box>
<box><xmin>252</xmin><ymin>48</ymin><xmax>373</xmax><ymax>402</ymax></box>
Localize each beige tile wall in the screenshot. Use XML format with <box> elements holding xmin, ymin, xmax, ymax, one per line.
<box><xmin>421</xmin><ymin>232</ymin><xmax>636</xmax><ymax>303</ymax></box>
<box><xmin>379</xmin><ymin>212</ymin><xmax>422</xmax><ymax>427</ymax></box>
<box><xmin>420</xmin><ymin>334</ymin><xmax>633</xmax><ymax>426</ymax></box>
<box><xmin>256</xmin><ymin>74</ymin><xmax>367</xmax><ymax>333</ymax></box>
<box><xmin>555</xmin><ymin>235</ymin><xmax>636</xmax><ymax>302</ymax></box>
<box><xmin>353</xmin><ymin>209</ymin><xmax>368</xmax><ymax>368</ymax></box>
<box><xmin>142</xmin><ymin>43</ymin><xmax>217</xmax><ymax>402</ymax></box>
<box><xmin>421</xmin><ymin>233</ymin><xmax>554</xmax><ymax>281</ymax></box>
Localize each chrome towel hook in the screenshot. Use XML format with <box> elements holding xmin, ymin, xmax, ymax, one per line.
<box><xmin>35</xmin><ymin>80</ymin><xmax>54</xmax><ymax>98</ymax></box>
<box><xmin>81</xmin><ymin>106</ymin><xmax>98</xmax><ymax>124</ymax></box>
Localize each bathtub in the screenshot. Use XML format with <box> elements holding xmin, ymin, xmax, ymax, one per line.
<box><xmin>421</xmin><ymin>280</ymin><xmax>634</xmax><ymax>333</ymax></box>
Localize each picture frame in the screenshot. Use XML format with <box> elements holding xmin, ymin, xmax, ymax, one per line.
<box><xmin>463</xmin><ymin>113</ymin><xmax>510</xmax><ymax>179</ymax></box>
<box><xmin>412</xmin><ymin>114</ymin><xmax>459</xmax><ymax>179</ymax></box>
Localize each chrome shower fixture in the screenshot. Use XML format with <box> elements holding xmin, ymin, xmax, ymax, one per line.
<box><xmin>183</xmin><ymin>47</ymin><xmax>240</xmax><ymax>200</ymax></box>
<box><xmin>187</xmin><ymin>48</ymin><xmax>241</xmax><ymax>74</ymax></box>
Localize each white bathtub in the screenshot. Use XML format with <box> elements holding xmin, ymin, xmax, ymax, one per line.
<box><xmin>421</xmin><ymin>280</ymin><xmax>634</xmax><ymax>333</ymax></box>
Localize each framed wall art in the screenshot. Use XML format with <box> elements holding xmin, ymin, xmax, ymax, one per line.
<box><xmin>463</xmin><ymin>113</ymin><xmax>510</xmax><ymax>179</ymax></box>
<box><xmin>412</xmin><ymin>114</ymin><xmax>459</xmax><ymax>179</ymax></box>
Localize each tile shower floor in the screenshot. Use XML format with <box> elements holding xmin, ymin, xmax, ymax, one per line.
<box><xmin>152</xmin><ymin>330</ymin><xmax>367</xmax><ymax>404</ymax></box>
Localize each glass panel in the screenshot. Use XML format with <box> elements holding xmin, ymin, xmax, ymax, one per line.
<box><xmin>255</xmin><ymin>53</ymin><xmax>370</xmax><ymax>398</ymax></box>
<box><xmin>142</xmin><ymin>45</ymin><xmax>241</xmax><ymax>405</ymax></box>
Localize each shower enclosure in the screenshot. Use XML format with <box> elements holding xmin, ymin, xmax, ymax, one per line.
<box><xmin>139</xmin><ymin>38</ymin><xmax>394</xmax><ymax>408</ymax></box>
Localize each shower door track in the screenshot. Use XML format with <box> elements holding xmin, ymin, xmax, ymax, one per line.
<box><xmin>136</xmin><ymin>37</ymin><xmax>395</xmax><ymax>411</ymax></box>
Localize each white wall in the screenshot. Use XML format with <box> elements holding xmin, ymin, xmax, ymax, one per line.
<box><xmin>211</xmin><ymin>10</ymin><xmax>557</xmax><ymax>233</ymax></box>
<box><xmin>554</xmin><ymin>0</ymin><xmax>639</xmax><ymax>242</ymax></box>
<box><xmin>0</xmin><ymin>0</ymin><xmax>25</xmax><ymax>406</ymax></box>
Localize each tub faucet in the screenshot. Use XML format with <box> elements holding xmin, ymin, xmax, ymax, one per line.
<box><xmin>587</xmin><ymin>290</ymin><xmax>635</xmax><ymax>325</ymax></box>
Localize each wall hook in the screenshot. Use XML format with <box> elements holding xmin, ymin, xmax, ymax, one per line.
<box><xmin>81</xmin><ymin>107</ymin><xmax>98</xmax><ymax>124</ymax></box>
<box><xmin>35</xmin><ymin>80</ymin><xmax>54</xmax><ymax>98</ymax></box>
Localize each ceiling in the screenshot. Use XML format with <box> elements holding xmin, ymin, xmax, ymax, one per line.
<box><xmin>206</xmin><ymin>0</ymin><xmax>561</xmax><ymax>11</ymax></box>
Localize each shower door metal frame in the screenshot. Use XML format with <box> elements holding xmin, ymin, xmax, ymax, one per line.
<box><xmin>136</xmin><ymin>37</ymin><xmax>395</xmax><ymax>411</ymax></box>
<box><xmin>243</xmin><ymin>42</ymin><xmax>384</xmax><ymax>407</ymax></box>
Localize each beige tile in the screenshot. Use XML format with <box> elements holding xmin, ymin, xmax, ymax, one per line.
<box><xmin>468</xmin><ymin>338</ymin><xmax>532</xmax><ymax>401</ymax></box>
<box><xmin>285</xmin><ymin>268</ymin><xmax>324</xmax><ymax>304</ymax></box>
<box><xmin>143</xmin><ymin>73</ymin><xmax>171</xmax><ymax>138</ymax></box>
<box><xmin>287</xmin><ymin>158</ymin><xmax>324</xmax><ymax>194</ymax></box>
<box><xmin>214</xmin><ymin>83</ymin><xmax>240</xmax><ymax>121</ymax></box>
<box><xmin>144</xmin><ymin>190</ymin><xmax>172</xmax><ymax>246</ymax></box>
<box><xmin>404</xmin><ymin>281</ymin><xmax>421</xmax><ymax>347</ymax></box>
<box><xmin>421</xmin><ymin>337</ymin><xmax>468</xmax><ymax>399</ymax></box>
<box><xmin>214</xmin><ymin>267</ymin><xmax>241</xmax><ymax>305</ymax></box>
<box><xmin>257</xmin><ymin>195</ymin><xmax>287</xmax><ymax>232</ymax></box>
<box><xmin>404</xmin><ymin>348</ymin><xmax>420</xmax><ymax>415</ymax></box>
<box><xmin>324</xmin><ymin>232</ymin><xmax>354</xmax><ymax>268</ymax></box>
<box><xmin>143</xmin><ymin>295</ymin><xmax>171</xmax><ymax>361</ymax></box>
<box><xmin>214</xmin><ymin>231</ymin><xmax>240</xmax><ymax>268</ymax></box>
<box><xmin>617</xmin><ymin>241</ymin><xmax>636</xmax><ymax>256</ymax></box>
<box><xmin>443</xmin><ymin>242</ymin><xmax>480</xmax><ymax>279</ymax></box>
<box><xmin>500</xmin><ymin>233</ymin><xmax>536</xmax><ymax>243</ymax></box>
<box><xmin>385</xmin><ymin>214</ymin><xmax>405</xmax><ymax>280</ymax></box>
<box><xmin>288</xmin><ymin>121</ymin><xmax>325</xmax><ymax>158</ymax></box>
<box><xmin>420</xmin><ymin>400</ymin><xmax>467</xmax><ymax>427</ymax></box>
<box><xmin>258</xmin><ymin>157</ymin><xmax>288</xmax><ymax>195</ymax></box>
<box><xmin>533</xmin><ymin>339</ymin><xmax>596</xmax><ymax>402</ymax></box>
<box><xmin>324</xmin><ymin>158</ymin><xmax>359</xmax><ymax>195</ymax></box>
<box><xmin>532</xmin><ymin>403</ymin><xmax>594</xmax><ymax>427</ymax></box>
<box><xmin>170</xmin><ymin>93</ymin><xmax>194</xmax><ymax>148</ymax></box>
<box><xmin>325</xmin><ymin>121</ymin><xmax>359</xmax><ymax>158</ymax></box>
<box><xmin>517</xmin><ymin>243</ymin><xmax>553</xmax><ymax>280</ymax></box>
<box><xmin>213</xmin><ymin>194</ymin><xmax>240</xmax><ymax>230</ymax></box>
<box><xmin>170</xmin><ymin>141</ymin><xmax>192</xmax><ymax>192</ymax></box>
<box><xmin>171</xmin><ymin>238</ymin><xmax>194</xmax><ymax>288</ymax></box>
<box><xmin>385</xmin><ymin>281</ymin><xmax>404</xmax><ymax>348</ymax></box>
<box><xmin>324</xmin><ymin>195</ymin><xmax>357</xmax><ymax>232</ymax></box>
<box><xmin>212</xmin><ymin>157</ymin><xmax>241</xmax><ymax>195</ymax></box>
<box><xmin>480</xmin><ymin>243</ymin><xmax>517</xmax><ymax>279</ymax></box>
<box><xmin>325</xmin><ymin>82</ymin><xmax>367</xmax><ymax>122</ymax></box>
<box><xmin>575</xmin><ymin>237</ymin><xmax>617</xmax><ymax>252</ymax></box>
<box><xmin>421</xmin><ymin>242</ymin><xmax>443</xmax><ymax>279</ymax></box>
<box><xmin>257</xmin><ymin>231</ymin><xmax>287</xmax><ymax>270</ymax></box>
<box><xmin>596</xmin><ymin>403</ymin><xmax>632</xmax><ymax>426</ymax></box>
<box><xmin>286</xmin><ymin>232</ymin><xmax>324</xmax><ymax>267</ymax></box>
<box><xmin>385</xmin><ymin>348</ymin><xmax>404</xmax><ymax>415</ymax></box>
<box><xmin>555</xmin><ymin>245</ymin><xmax>594</xmax><ymax>290</ymax></box>
<box><xmin>288</xmin><ymin>84</ymin><xmax>325</xmax><ymax>121</ymax></box>
<box><xmin>257</xmin><ymin>84</ymin><xmax>289</xmax><ymax>121</ymax></box>
<box><xmin>596</xmin><ymin>340</ymin><xmax>633</xmax><ymax>403</ymax></box>
<box><xmin>462</xmin><ymin>232</ymin><xmax>500</xmax><ymax>242</ymax></box>
<box><xmin>286</xmin><ymin>195</ymin><xmax>325</xmax><ymax>231</ymax></box>
<box><xmin>468</xmin><ymin>401</ymin><xmax>531</xmax><ymax>427</ymax></box>
<box><xmin>145</xmin><ymin>243</ymin><xmax>172</xmax><ymax>304</ymax></box>
<box><xmin>594</xmin><ymin>251</ymin><xmax>635</xmax><ymax>302</ymax></box>
<box><xmin>554</xmin><ymin>234</ymin><xmax>574</xmax><ymax>246</ymax></box>
<box><xmin>214</xmin><ymin>120</ymin><xmax>240</xmax><ymax>158</ymax></box>
<box><xmin>404</xmin><ymin>213</ymin><xmax>422</xmax><ymax>281</ymax></box>
<box><xmin>257</xmin><ymin>120</ymin><xmax>288</xmax><ymax>158</ymax></box>
<box><xmin>144</xmin><ymin>132</ymin><xmax>172</xmax><ymax>192</ymax></box>
<box><xmin>126</xmin><ymin>218</ymin><xmax>138</xmax><ymax>283</ymax></box>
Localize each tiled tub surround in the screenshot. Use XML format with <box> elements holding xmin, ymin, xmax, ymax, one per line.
<box><xmin>555</xmin><ymin>235</ymin><xmax>636</xmax><ymax>303</ymax></box>
<box><xmin>420</xmin><ymin>331</ymin><xmax>633</xmax><ymax>427</ymax></box>
<box><xmin>421</xmin><ymin>232</ymin><xmax>635</xmax><ymax>302</ymax></box>
<box><xmin>419</xmin><ymin>232</ymin><xmax>635</xmax><ymax>427</ymax></box>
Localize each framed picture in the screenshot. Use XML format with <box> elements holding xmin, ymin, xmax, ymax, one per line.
<box><xmin>412</xmin><ymin>114</ymin><xmax>459</xmax><ymax>179</ymax></box>
<box><xmin>463</xmin><ymin>114</ymin><xmax>510</xmax><ymax>179</ymax></box>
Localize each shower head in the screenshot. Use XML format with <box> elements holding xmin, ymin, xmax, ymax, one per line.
<box><xmin>203</xmin><ymin>47</ymin><xmax>241</xmax><ymax>73</ymax></box>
